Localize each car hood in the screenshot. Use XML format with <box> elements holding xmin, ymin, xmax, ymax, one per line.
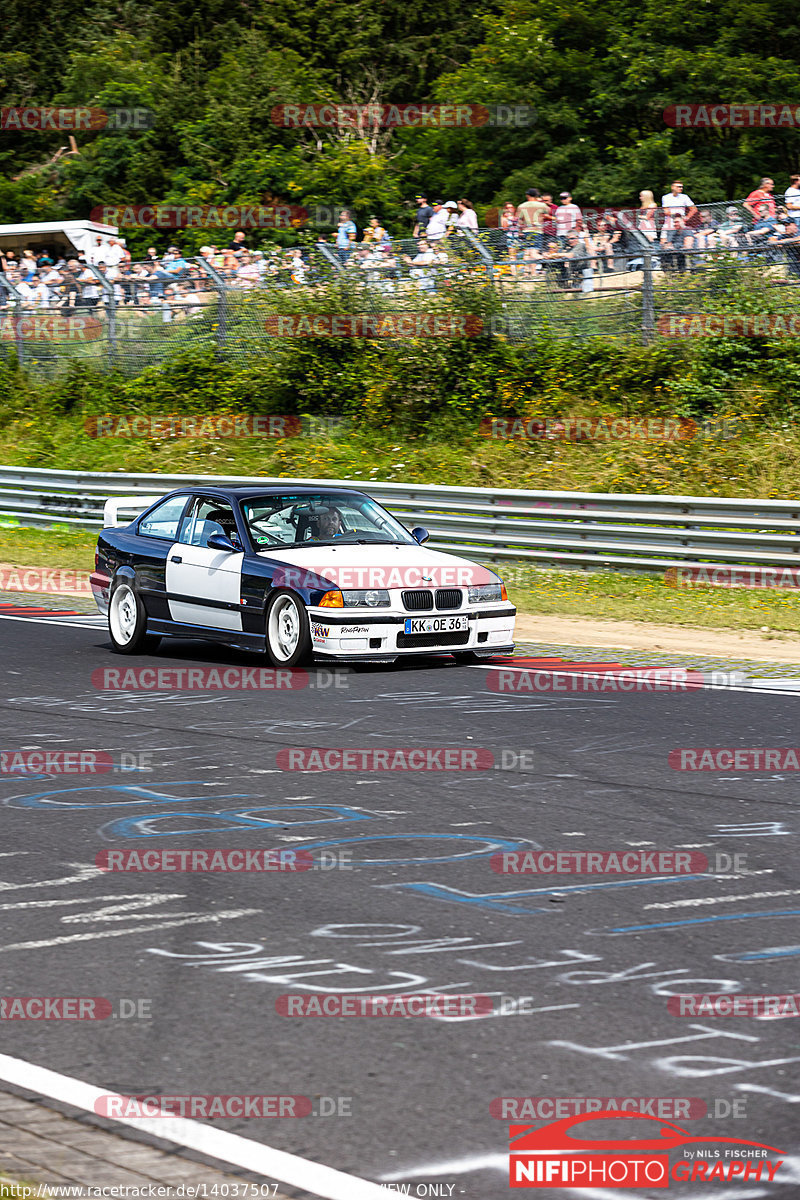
<box><xmin>256</xmin><ymin>542</ymin><xmax>499</xmax><ymax>590</ymax></box>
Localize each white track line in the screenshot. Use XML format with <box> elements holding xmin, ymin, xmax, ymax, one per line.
<box><xmin>0</xmin><ymin>613</ymin><xmax>104</xmax><ymax>629</ymax></box>
<box><xmin>0</xmin><ymin>1053</ymin><xmax>394</xmax><ymax>1200</ymax></box>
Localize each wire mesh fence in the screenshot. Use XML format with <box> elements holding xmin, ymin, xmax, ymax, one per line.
<box><xmin>1</xmin><ymin>196</ymin><xmax>800</xmax><ymax>374</ymax></box>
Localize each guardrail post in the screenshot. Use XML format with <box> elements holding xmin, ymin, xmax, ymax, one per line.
<box><xmin>641</xmin><ymin>251</ymin><xmax>654</xmax><ymax>345</ymax></box>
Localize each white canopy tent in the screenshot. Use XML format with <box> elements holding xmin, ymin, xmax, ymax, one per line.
<box><xmin>0</xmin><ymin>219</ymin><xmax>120</xmax><ymax>263</ymax></box>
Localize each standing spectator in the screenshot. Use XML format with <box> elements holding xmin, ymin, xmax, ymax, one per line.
<box><xmin>784</xmin><ymin>174</ymin><xmax>800</xmax><ymax>219</ymax></box>
<box><xmin>362</xmin><ymin>216</ymin><xmax>388</xmax><ymax>244</ymax></box>
<box><xmin>744</xmin><ymin>177</ymin><xmax>776</xmax><ymax>225</ymax></box>
<box><xmin>661</xmin><ymin>181</ymin><xmax>697</xmax><ymax>229</ymax></box>
<box><xmin>555</xmin><ymin>192</ymin><xmax>582</xmax><ymax>245</ymax></box>
<box><xmin>442</xmin><ymin>201</ymin><xmax>459</xmax><ymax>233</ymax></box>
<box><xmin>228</xmin><ymin>230</ymin><xmax>247</xmax><ymax>252</ymax></box>
<box><xmin>145</xmin><ymin>246</ymin><xmax>160</xmax><ymax>266</ymax></box>
<box><xmin>412</xmin><ymin>195</ymin><xmax>434</xmax><ymax>238</ymax></box>
<box><xmin>103</xmin><ymin>238</ymin><xmax>125</xmax><ymax>268</ymax></box>
<box><xmin>500</xmin><ymin>202</ymin><xmax>519</xmax><ymax>264</ymax></box>
<box><xmin>541</xmin><ymin>194</ymin><xmax>558</xmax><ymax>240</ymax></box>
<box><xmin>78</xmin><ymin>262</ymin><xmax>102</xmax><ymax>307</ymax></box>
<box><xmin>424</xmin><ymin>201</ymin><xmax>449</xmax><ymax>242</ymax></box>
<box><xmin>86</xmin><ymin>236</ymin><xmax>106</xmax><ymax>265</ymax></box>
<box><xmin>637</xmin><ymin>190</ymin><xmax>658</xmax><ymax>240</ymax></box>
<box><xmin>336</xmin><ymin>210</ymin><xmax>357</xmax><ymax>263</ymax></box>
<box><xmin>56</xmin><ymin>261</ymin><xmax>82</xmax><ymax>309</ymax></box>
<box><xmin>456</xmin><ymin>199</ymin><xmax>478</xmax><ymax>231</ymax></box>
<box><xmin>516</xmin><ymin>188</ymin><xmax>548</xmax><ymax>248</ymax></box>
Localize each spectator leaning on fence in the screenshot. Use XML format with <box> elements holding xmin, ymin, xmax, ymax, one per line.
<box><xmin>744</xmin><ymin>177</ymin><xmax>776</xmax><ymax>227</ymax></box>
<box><xmin>662</xmin><ymin>215</ymin><xmax>693</xmax><ymax>271</ymax></box>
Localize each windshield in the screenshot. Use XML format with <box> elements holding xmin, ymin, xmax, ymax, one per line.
<box><xmin>242</xmin><ymin>492</ymin><xmax>416</xmax><ymax>550</ymax></box>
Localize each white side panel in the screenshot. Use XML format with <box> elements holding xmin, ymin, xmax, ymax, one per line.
<box><xmin>165</xmin><ymin>544</ymin><xmax>244</xmax><ymax>631</ymax></box>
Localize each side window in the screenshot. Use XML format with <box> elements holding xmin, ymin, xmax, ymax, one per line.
<box><xmin>177</xmin><ymin>497</ymin><xmax>240</xmax><ymax>547</ymax></box>
<box><xmin>138</xmin><ymin>495</ymin><xmax>189</xmax><ymax>540</ymax></box>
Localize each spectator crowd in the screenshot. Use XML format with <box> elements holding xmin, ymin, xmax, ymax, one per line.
<box><xmin>2</xmin><ymin>178</ymin><xmax>800</xmax><ymax>315</ymax></box>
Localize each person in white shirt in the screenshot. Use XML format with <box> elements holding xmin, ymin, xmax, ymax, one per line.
<box><xmin>555</xmin><ymin>192</ymin><xmax>582</xmax><ymax>244</ymax></box>
<box><xmin>455</xmin><ymin>199</ymin><xmax>479</xmax><ymax>231</ymax></box>
<box><xmin>784</xmin><ymin>174</ymin><xmax>800</xmax><ymax>218</ymax></box>
<box><xmin>402</xmin><ymin>239</ymin><xmax>435</xmax><ymax>288</ymax></box>
<box><xmin>661</xmin><ymin>180</ymin><xmax>697</xmax><ymax>232</ymax></box>
<box><xmin>424</xmin><ymin>202</ymin><xmax>450</xmax><ymax>242</ymax></box>
<box><xmin>103</xmin><ymin>238</ymin><xmax>125</xmax><ymax>268</ymax></box>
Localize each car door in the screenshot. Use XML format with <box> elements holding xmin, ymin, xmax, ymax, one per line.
<box><xmin>132</xmin><ymin>493</ymin><xmax>193</xmax><ymax>619</ymax></box>
<box><xmin>165</xmin><ymin>496</ymin><xmax>244</xmax><ymax>631</ymax></box>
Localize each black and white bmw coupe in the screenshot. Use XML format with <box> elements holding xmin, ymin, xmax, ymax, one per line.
<box><xmin>92</xmin><ymin>485</ymin><xmax>516</xmax><ymax>665</ymax></box>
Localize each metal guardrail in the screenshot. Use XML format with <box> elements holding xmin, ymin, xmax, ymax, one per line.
<box><xmin>2</xmin><ymin>465</ymin><xmax>800</xmax><ymax>573</ymax></box>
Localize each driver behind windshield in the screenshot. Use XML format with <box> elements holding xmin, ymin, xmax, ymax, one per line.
<box><xmin>315</xmin><ymin>506</ymin><xmax>344</xmax><ymax>539</ymax></box>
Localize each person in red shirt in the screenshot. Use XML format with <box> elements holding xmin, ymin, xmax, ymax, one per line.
<box><xmin>744</xmin><ymin>178</ymin><xmax>776</xmax><ymax>227</ymax></box>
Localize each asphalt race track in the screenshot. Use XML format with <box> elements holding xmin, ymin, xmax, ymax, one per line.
<box><xmin>1</xmin><ymin>611</ymin><xmax>799</xmax><ymax>1198</ymax></box>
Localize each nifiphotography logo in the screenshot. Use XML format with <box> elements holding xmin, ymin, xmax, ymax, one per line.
<box><xmin>508</xmin><ymin>1111</ymin><xmax>784</xmax><ymax>1188</ymax></box>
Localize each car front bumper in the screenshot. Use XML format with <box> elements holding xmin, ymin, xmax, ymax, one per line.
<box><xmin>306</xmin><ymin>604</ymin><xmax>516</xmax><ymax>660</ymax></box>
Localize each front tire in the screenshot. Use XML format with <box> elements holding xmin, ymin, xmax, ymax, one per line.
<box><xmin>265</xmin><ymin>590</ymin><xmax>311</xmax><ymax>667</ymax></box>
<box><xmin>108</xmin><ymin>579</ymin><xmax>160</xmax><ymax>655</ymax></box>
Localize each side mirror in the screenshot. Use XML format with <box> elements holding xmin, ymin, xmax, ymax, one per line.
<box><xmin>411</xmin><ymin>526</ymin><xmax>430</xmax><ymax>545</ymax></box>
<box><xmin>207</xmin><ymin>532</ymin><xmax>237</xmax><ymax>552</ymax></box>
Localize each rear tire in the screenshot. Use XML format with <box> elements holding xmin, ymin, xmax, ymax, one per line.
<box><xmin>265</xmin><ymin>590</ymin><xmax>312</xmax><ymax>667</ymax></box>
<box><xmin>108</xmin><ymin>579</ymin><xmax>160</xmax><ymax>654</ymax></box>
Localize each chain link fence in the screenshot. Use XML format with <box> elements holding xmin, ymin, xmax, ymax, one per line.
<box><xmin>1</xmin><ymin>198</ymin><xmax>799</xmax><ymax>373</ymax></box>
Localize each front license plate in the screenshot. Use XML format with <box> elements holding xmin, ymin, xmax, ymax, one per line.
<box><xmin>404</xmin><ymin>615</ymin><xmax>469</xmax><ymax>635</ymax></box>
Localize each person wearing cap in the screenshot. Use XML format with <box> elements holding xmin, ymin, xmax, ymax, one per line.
<box><xmin>413</xmin><ymin>194</ymin><xmax>434</xmax><ymax>238</ymax></box>
<box><xmin>555</xmin><ymin>192</ymin><xmax>583</xmax><ymax>246</ymax></box>
<box><xmin>425</xmin><ymin>200</ymin><xmax>450</xmax><ymax>242</ymax></box>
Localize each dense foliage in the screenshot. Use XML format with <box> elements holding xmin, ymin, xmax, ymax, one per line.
<box><xmin>3</xmin><ymin>0</ymin><xmax>800</xmax><ymax>252</ymax></box>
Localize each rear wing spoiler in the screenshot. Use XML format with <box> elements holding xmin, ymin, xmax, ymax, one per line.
<box><xmin>103</xmin><ymin>495</ymin><xmax>161</xmax><ymax>528</ymax></box>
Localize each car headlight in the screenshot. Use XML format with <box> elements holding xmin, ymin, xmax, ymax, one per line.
<box><xmin>341</xmin><ymin>589</ymin><xmax>390</xmax><ymax>607</ymax></box>
<box><xmin>468</xmin><ymin>583</ymin><xmax>503</xmax><ymax>603</ymax></box>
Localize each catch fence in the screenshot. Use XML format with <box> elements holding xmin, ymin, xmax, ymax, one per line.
<box><xmin>1</xmin><ymin>197</ymin><xmax>798</xmax><ymax>373</ymax></box>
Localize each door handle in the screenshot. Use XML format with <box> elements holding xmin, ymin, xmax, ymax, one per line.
<box><xmin>170</xmin><ymin>555</ymin><xmax>182</xmax><ymax>563</ymax></box>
